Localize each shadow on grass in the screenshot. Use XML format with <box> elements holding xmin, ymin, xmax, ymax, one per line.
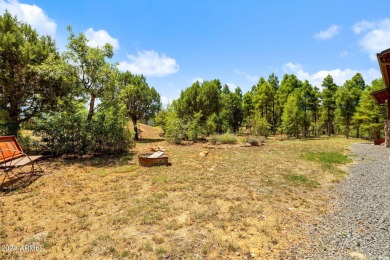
<box><xmin>0</xmin><ymin>172</ymin><xmax>44</xmax><ymax>193</ymax></box>
<box><xmin>60</xmin><ymin>151</ymin><xmax>137</xmax><ymax>168</ymax></box>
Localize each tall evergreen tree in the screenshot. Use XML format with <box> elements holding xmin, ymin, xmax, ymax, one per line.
<box><xmin>353</xmin><ymin>79</ymin><xmax>387</xmax><ymax>138</ymax></box>
<box><xmin>220</xmin><ymin>86</ymin><xmax>243</xmax><ymax>132</ymax></box>
<box><xmin>267</xmin><ymin>73</ymin><xmax>279</xmax><ymax>134</ymax></box>
<box><xmin>335</xmin><ymin>79</ymin><xmax>362</xmax><ymax>138</ymax></box>
<box><xmin>282</xmin><ymin>89</ymin><xmax>303</xmax><ymax>138</ymax></box>
<box><xmin>276</xmin><ymin>74</ymin><xmax>301</xmax><ymax>129</ymax></box>
<box><xmin>320</xmin><ymin>75</ymin><xmax>338</xmax><ymax>136</ymax></box>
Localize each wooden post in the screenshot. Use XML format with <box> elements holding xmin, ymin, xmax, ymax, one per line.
<box><xmin>388</xmin><ymin>88</ymin><xmax>390</xmax><ymax>120</ymax></box>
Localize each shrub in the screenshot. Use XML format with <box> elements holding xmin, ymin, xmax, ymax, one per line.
<box><xmin>34</xmin><ymin>109</ymin><xmax>89</xmax><ymax>156</ymax></box>
<box><xmin>215</xmin><ymin>133</ymin><xmax>237</xmax><ymax>144</ymax></box>
<box><xmin>34</xmin><ymin>103</ymin><xmax>133</xmax><ymax>156</ymax></box>
<box><xmin>16</xmin><ymin>131</ymin><xmax>39</xmax><ymax>154</ymax></box>
<box><xmin>205</xmin><ymin>113</ymin><xmax>218</xmax><ymax>135</ymax></box>
<box><xmin>88</xmin><ymin>106</ymin><xmax>134</xmax><ymax>155</ymax></box>
<box><xmin>165</xmin><ymin>111</ymin><xmax>206</xmax><ymax>143</ymax></box>
<box><xmin>187</xmin><ymin>112</ymin><xmax>205</xmax><ymax>141</ymax></box>
<box><xmin>245</xmin><ymin>116</ymin><xmax>270</xmax><ymax>137</ymax></box>
<box><xmin>247</xmin><ymin>138</ymin><xmax>259</xmax><ymax>146</ymax></box>
<box><xmin>165</xmin><ymin>112</ymin><xmax>187</xmax><ymax>144</ymax></box>
<box><xmin>209</xmin><ymin>135</ymin><xmax>217</xmax><ymax>145</ymax></box>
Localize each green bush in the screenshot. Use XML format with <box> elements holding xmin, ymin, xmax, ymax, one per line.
<box><xmin>245</xmin><ymin>116</ymin><xmax>270</xmax><ymax>137</ymax></box>
<box><xmin>16</xmin><ymin>132</ymin><xmax>36</xmax><ymax>154</ymax></box>
<box><xmin>247</xmin><ymin>138</ymin><xmax>259</xmax><ymax>146</ymax></box>
<box><xmin>209</xmin><ymin>135</ymin><xmax>217</xmax><ymax>145</ymax></box>
<box><xmin>215</xmin><ymin>133</ymin><xmax>237</xmax><ymax>144</ymax></box>
<box><xmin>187</xmin><ymin>112</ymin><xmax>205</xmax><ymax>141</ymax></box>
<box><xmin>88</xmin><ymin>106</ymin><xmax>133</xmax><ymax>155</ymax></box>
<box><xmin>34</xmin><ymin>103</ymin><xmax>133</xmax><ymax>156</ymax></box>
<box><xmin>165</xmin><ymin>111</ymin><xmax>206</xmax><ymax>143</ymax></box>
<box><xmin>165</xmin><ymin>112</ymin><xmax>187</xmax><ymax>144</ymax></box>
<box><xmin>34</xmin><ymin>109</ymin><xmax>88</xmax><ymax>156</ymax></box>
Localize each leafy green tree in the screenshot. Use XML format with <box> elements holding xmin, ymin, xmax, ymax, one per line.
<box><xmin>282</xmin><ymin>90</ymin><xmax>304</xmax><ymax>138</ymax></box>
<box><xmin>308</xmin><ymin>86</ymin><xmax>321</xmax><ymax>136</ymax></box>
<box><xmin>176</xmin><ymin>79</ymin><xmax>222</xmax><ymax>120</ymax></box>
<box><xmin>197</xmin><ymin>80</ymin><xmax>222</xmax><ymax>119</ymax></box>
<box><xmin>0</xmin><ymin>12</ymin><xmax>69</xmax><ymax>136</ymax></box>
<box><xmin>276</xmin><ymin>74</ymin><xmax>301</xmax><ymax>129</ymax></box>
<box><xmin>242</xmin><ymin>91</ymin><xmax>254</xmax><ymax>120</ymax></box>
<box><xmin>187</xmin><ymin>111</ymin><xmax>206</xmax><ymax>141</ymax></box>
<box><xmin>220</xmin><ymin>86</ymin><xmax>243</xmax><ymax>133</ymax></box>
<box><xmin>350</xmin><ymin>73</ymin><xmax>366</xmax><ymax>137</ymax></box>
<box><xmin>353</xmin><ymin>79</ymin><xmax>387</xmax><ymax>138</ymax></box>
<box><xmin>299</xmin><ymin>80</ymin><xmax>315</xmax><ymax>137</ymax></box>
<box><xmin>334</xmin><ymin>79</ymin><xmax>362</xmax><ymax>138</ymax></box>
<box><xmin>320</xmin><ymin>75</ymin><xmax>338</xmax><ymax>136</ymax></box>
<box><xmin>120</xmin><ymin>73</ymin><xmax>161</xmax><ymax>140</ymax></box>
<box><xmin>176</xmin><ymin>81</ymin><xmax>201</xmax><ymax>118</ymax></box>
<box><xmin>245</xmin><ymin>115</ymin><xmax>270</xmax><ymax>137</ymax></box>
<box><xmin>253</xmin><ymin>78</ymin><xmax>270</xmax><ymax>119</ymax></box>
<box><xmin>64</xmin><ymin>26</ymin><xmax>115</xmax><ymax>121</ymax></box>
<box><xmin>352</xmin><ymin>73</ymin><xmax>366</xmax><ymax>91</ymax></box>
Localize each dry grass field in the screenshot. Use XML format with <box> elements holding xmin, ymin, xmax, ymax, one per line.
<box><xmin>0</xmin><ymin>125</ymin><xmax>361</xmax><ymax>259</ymax></box>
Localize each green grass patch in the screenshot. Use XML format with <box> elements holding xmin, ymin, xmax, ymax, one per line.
<box><xmin>90</xmin><ymin>169</ymin><xmax>109</xmax><ymax>176</ymax></box>
<box><xmin>214</xmin><ymin>134</ymin><xmax>237</xmax><ymax>144</ymax></box>
<box><xmin>305</xmin><ymin>151</ymin><xmax>351</xmax><ymax>165</ymax></box>
<box><xmin>284</xmin><ymin>174</ymin><xmax>319</xmax><ymax>188</ymax></box>
<box><xmin>113</xmin><ymin>165</ymin><xmax>137</xmax><ymax>173</ymax></box>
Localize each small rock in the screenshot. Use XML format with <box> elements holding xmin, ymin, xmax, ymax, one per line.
<box><xmin>199</xmin><ymin>151</ymin><xmax>209</xmax><ymax>157</ymax></box>
<box><xmin>349</xmin><ymin>252</ymin><xmax>365</xmax><ymax>260</ymax></box>
<box><xmin>250</xmin><ymin>252</ymin><xmax>257</xmax><ymax>258</ymax></box>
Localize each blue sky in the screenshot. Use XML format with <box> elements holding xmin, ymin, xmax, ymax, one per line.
<box><xmin>1</xmin><ymin>0</ymin><xmax>390</xmax><ymax>105</ymax></box>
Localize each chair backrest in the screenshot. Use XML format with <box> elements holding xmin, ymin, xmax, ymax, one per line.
<box><xmin>0</xmin><ymin>136</ymin><xmax>24</xmax><ymax>163</ymax></box>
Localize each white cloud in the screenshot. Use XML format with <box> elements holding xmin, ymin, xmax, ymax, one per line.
<box><xmin>0</xmin><ymin>0</ymin><xmax>56</xmax><ymax>37</ymax></box>
<box><xmin>84</xmin><ymin>28</ymin><xmax>119</xmax><ymax>51</ymax></box>
<box><xmin>314</xmin><ymin>24</ymin><xmax>341</xmax><ymax>40</ymax></box>
<box><xmin>354</xmin><ymin>18</ymin><xmax>390</xmax><ymax>60</ymax></box>
<box><xmin>226</xmin><ymin>83</ymin><xmax>237</xmax><ymax>92</ymax></box>
<box><xmin>160</xmin><ymin>96</ymin><xmax>171</xmax><ymax>107</ymax></box>
<box><xmin>191</xmin><ymin>77</ymin><xmax>204</xmax><ymax>84</ymax></box>
<box><xmin>282</xmin><ymin>62</ymin><xmax>380</xmax><ymax>88</ymax></box>
<box><xmin>353</xmin><ymin>20</ymin><xmax>375</xmax><ymax>35</ymax></box>
<box><xmin>234</xmin><ymin>70</ymin><xmax>258</xmax><ymax>82</ymax></box>
<box><xmin>118</xmin><ymin>50</ymin><xmax>179</xmax><ymax>77</ymax></box>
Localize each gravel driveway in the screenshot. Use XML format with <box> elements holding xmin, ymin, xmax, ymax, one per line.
<box><xmin>289</xmin><ymin>143</ymin><xmax>390</xmax><ymax>260</ymax></box>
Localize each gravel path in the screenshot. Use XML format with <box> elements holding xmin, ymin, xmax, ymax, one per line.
<box><xmin>290</xmin><ymin>143</ymin><xmax>390</xmax><ymax>260</ymax></box>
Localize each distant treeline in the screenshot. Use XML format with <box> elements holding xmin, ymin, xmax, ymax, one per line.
<box><xmin>156</xmin><ymin>74</ymin><xmax>387</xmax><ymax>142</ymax></box>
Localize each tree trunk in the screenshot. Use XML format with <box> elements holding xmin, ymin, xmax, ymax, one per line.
<box><xmin>132</xmin><ymin>118</ymin><xmax>139</xmax><ymax>140</ymax></box>
<box><xmin>327</xmin><ymin>109</ymin><xmax>331</xmax><ymax>136</ymax></box>
<box><xmin>8</xmin><ymin>102</ymin><xmax>19</xmax><ymax>137</ymax></box>
<box><xmin>356</xmin><ymin>125</ymin><xmax>360</xmax><ymax>138</ymax></box>
<box><xmin>346</xmin><ymin>122</ymin><xmax>350</xmax><ymax>139</ymax></box>
<box><xmin>87</xmin><ymin>93</ymin><xmax>96</xmax><ymax>121</ymax></box>
<box><xmin>272</xmin><ymin>101</ymin><xmax>276</xmax><ymax>134</ymax></box>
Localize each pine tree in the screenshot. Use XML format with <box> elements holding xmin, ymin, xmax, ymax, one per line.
<box><xmin>353</xmin><ymin>79</ymin><xmax>387</xmax><ymax>138</ymax></box>
<box><xmin>335</xmin><ymin>79</ymin><xmax>362</xmax><ymax>138</ymax></box>
<box><xmin>320</xmin><ymin>75</ymin><xmax>338</xmax><ymax>136</ymax></box>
